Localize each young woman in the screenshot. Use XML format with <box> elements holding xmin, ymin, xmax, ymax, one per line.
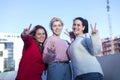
<box><xmin>68</xmin><ymin>17</ymin><xmax>104</xmax><ymax>80</ymax></box>
<box><xmin>16</xmin><ymin>25</ymin><xmax>47</xmax><ymax>80</ymax></box>
<box><xmin>43</xmin><ymin>17</ymin><xmax>72</xmax><ymax>80</ymax></box>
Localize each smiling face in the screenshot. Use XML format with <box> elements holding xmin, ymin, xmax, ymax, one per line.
<box><xmin>51</xmin><ymin>21</ymin><xmax>63</xmax><ymax>36</ymax></box>
<box><xmin>50</xmin><ymin>17</ymin><xmax>63</xmax><ymax>37</ymax></box>
<box><xmin>72</xmin><ymin>19</ymin><xmax>85</xmax><ymax>37</ymax></box>
<box><xmin>34</xmin><ymin>28</ymin><xmax>46</xmax><ymax>43</ymax></box>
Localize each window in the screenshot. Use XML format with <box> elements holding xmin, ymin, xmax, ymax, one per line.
<box><xmin>0</xmin><ymin>51</ymin><xmax>3</xmax><ymax>57</ymax></box>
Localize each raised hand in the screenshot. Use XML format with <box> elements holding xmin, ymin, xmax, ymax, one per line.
<box><xmin>22</xmin><ymin>24</ymin><xmax>32</xmax><ymax>36</ymax></box>
<box><xmin>90</xmin><ymin>23</ymin><xmax>98</xmax><ymax>34</ymax></box>
<box><xmin>64</xmin><ymin>29</ymin><xmax>70</xmax><ymax>37</ymax></box>
<box><xmin>64</xmin><ymin>29</ymin><xmax>76</xmax><ymax>41</ymax></box>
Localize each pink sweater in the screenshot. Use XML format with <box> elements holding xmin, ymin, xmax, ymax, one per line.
<box><xmin>43</xmin><ymin>36</ymin><xmax>69</xmax><ymax>64</ymax></box>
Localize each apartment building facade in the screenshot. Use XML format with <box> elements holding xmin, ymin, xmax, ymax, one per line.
<box><xmin>0</xmin><ymin>33</ymin><xmax>23</xmax><ymax>72</ymax></box>
<box><xmin>101</xmin><ymin>36</ymin><xmax>120</xmax><ymax>55</ymax></box>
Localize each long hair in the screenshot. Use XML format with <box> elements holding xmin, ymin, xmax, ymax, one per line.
<box><xmin>30</xmin><ymin>25</ymin><xmax>47</xmax><ymax>53</ymax></box>
<box><xmin>30</xmin><ymin>25</ymin><xmax>47</xmax><ymax>41</ymax></box>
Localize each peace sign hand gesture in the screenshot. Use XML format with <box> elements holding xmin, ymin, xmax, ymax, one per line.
<box><xmin>64</xmin><ymin>29</ymin><xmax>76</xmax><ymax>41</ymax></box>
<box><xmin>44</xmin><ymin>41</ymin><xmax>56</xmax><ymax>63</ymax></box>
<box><xmin>90</xmin><ymin>23</ymin><xmax>98</xmax><ymax>34</ymax></box>
<box><xmin>47</xmin><ymin>41</ymin><xmax>56</xmax><ymax>54</ymax></box>
<box><xmin>22</xmin><ymin>24</ymin><xmax>32</xmax><ymax>37</ymax></box>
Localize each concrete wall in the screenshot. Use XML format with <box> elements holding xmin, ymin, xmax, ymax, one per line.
<box><xmin>97</xmin><ymin>54</ymin><xmax>120</xmax><ymax>80</ymax></box>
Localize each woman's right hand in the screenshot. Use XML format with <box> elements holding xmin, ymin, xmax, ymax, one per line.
<box><xmin>64</xmin><ymin>29</ymin><xmax>76</xmax><ymax>42</ymax></box>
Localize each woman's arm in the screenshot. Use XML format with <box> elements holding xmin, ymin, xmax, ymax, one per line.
<box><xmin>21</xmin><ymin>24</ymin><xmax>33</xmax><ymax>46</ymax></box>
<box><xmin>90</xmin><ymin>23</ymin><xmax>102</xmax><ymax>55</ymax></box>
<box><xmin>90</xmin><ymin>32</ymin><xmax>102</xmax><ymax>55</ymax></box>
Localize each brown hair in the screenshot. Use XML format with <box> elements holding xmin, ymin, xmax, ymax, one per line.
<box><xmin>30</xmin><ymin>25</ymin><xmax>47</xmax><ymax>53</ymax></box>
<box><xmin>30</xmin><ymin>25</ymin><xmax>47</xmax><ymax>41</ymax></box>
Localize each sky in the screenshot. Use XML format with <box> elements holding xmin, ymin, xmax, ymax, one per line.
<box><xmin>0</xmin><ymin>0</ymin><xmax>120</xmax><ymax>40</ymax></box>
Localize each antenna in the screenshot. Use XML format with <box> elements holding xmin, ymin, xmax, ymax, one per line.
<box><xmin>107</xmin><ymin>0</ymin><xmax>112</xmax><ymax>37</ymax></box>
<box><xmin>106</xmin><ymin>0</ymin><xmax>114</xmax><ymax>54</ymax></box>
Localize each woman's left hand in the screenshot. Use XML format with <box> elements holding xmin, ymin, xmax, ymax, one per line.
<box><xmin>90</xmin><ymin>23</ymin><xmax>98</xmax><ymax>34</ymax></box>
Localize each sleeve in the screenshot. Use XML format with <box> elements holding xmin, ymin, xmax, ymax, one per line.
<box><xmin>21</xmin><ymin>34</ymin><xmax>33</xmax><ymax>47</ymax></box>
<box><xmin>83</xmin><ymin>37</ymin><xmax>94</xmax><ymax>55</ymax></box>
<box><xmin>90</xmin><ymin>32</ymin><xmax>102</xmax><ymax>55</ymax></box>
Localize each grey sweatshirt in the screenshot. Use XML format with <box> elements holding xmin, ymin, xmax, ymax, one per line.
<box><xmin>68</xmin><ymin>32</ymin><xmax>103</xmax><ymax>78</ymax></box>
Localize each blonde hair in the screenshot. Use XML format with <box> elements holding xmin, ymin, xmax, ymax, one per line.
<box><xmin>49</xmin><ymin>17</ymin><xmax>64</xmax><ymax>30</ymax></box>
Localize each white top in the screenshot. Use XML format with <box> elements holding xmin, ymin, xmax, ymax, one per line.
<box><xmin>68</xmin><ymin>32</ymin><xmax>103</xmax><ymax>78</ymax></box>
